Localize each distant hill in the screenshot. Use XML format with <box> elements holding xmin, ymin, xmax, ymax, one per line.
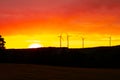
<box><xmin>0</xmin><ymin>46</ymin><xmax>120</xmax><ymax>68</ymax></box>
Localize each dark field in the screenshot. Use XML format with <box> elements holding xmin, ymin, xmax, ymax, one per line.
<box><xmin>0</xmin><ymin>64</ymin><xmax>120</xmax><ymax>80</ymax></box>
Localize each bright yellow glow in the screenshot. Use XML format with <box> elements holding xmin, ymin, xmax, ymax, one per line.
<box><xmin>28</xmin><ymin>43</ymin><xmax>42</xmax><ymax>48</ymax></box>
<box><xmin>4</xmin><ymin>34</ymin><xmax>120</xmax><ymax>49</ymax></box>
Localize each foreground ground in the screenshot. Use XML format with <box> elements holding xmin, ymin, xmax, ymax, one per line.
<box><xmin>0</xmin><ymin>64</ymin><xmax>120</xmax><ymax>80</ymax></box>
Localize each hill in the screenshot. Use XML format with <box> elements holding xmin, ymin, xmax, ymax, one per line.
<box><xmin>0</xmin><ymin>46</ymin><xmax>120</xmax><ymax>68</ymax></box>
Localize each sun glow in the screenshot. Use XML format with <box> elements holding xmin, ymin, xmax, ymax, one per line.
<box><xmin>29</xmin><ymin>43</ymin><xmax>42</xmax><ymax>48</ymax></box>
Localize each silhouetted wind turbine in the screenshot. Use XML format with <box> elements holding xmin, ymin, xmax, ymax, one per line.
<box><xmin>59</xmin><ymin>33</ymin><xmax>70</xmax><ymax>48</ymax></box>
<box><xmin>67</xmin><ymin>34</ymin><xmax>70</xmax><ymax>48</ymax></box>
<box><xmin>81</xmin><ymin>37</ymin><xmax>85</xmax><ymax>48</ymax></box>
<box><xmin>58</xmin><ymin>34</ymin><xmax>62</xmax><ymax>48</ymax></box>
<box><xmin>77</xmin><ymin>33</ymin><xmax>85</xmax><ymax>48</ymax></box>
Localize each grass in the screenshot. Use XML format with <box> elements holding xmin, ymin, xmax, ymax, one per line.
<box><xmin>0</xmin><ymin>63</ymin><xmax>120</xmax><ymax>80</ymax></box>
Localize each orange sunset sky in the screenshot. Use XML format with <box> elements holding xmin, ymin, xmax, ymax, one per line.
<box><xmin>0</xmin><ymin>0</ymin><xmax>120</xmax><ymax>49</ymax></box>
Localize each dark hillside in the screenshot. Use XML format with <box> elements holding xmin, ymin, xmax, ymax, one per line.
<box><xmin>0</xmin><ymin>46</ymin><xmax>120</xmax><ymax>68</ymax></box>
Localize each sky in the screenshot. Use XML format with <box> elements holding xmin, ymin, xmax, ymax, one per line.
<box><xmin>0</xmin><ymin>0</ymin><xmax>120</xmax><ymax>48</ymax></box>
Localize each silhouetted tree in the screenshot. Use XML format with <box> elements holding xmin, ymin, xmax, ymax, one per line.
<box><xmin>0</xmin><ymin>35</ymin><xmax>6</xmax><ymax>50</ymax></box>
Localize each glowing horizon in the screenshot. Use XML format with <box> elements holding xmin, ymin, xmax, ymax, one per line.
<box><xmin>3</xmin><ymin>34</ymin><xmax>120</xmax><ymax>49</ymax></box>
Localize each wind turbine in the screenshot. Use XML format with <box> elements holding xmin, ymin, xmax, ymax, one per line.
<box><xmin>77</xmin><ymin>33</ymin><xmax>85</xmax><ymax>48</ymax></box>
<box><xmin>58</xmin><ymin>34</ymin><xmax>62</xmax><ymax>48</ymax></box>
<box><xmin>67</xmin><ymin>34</ymin><xmax>70</xmax><ymax>48</ymax></box>
<box><xmin>81</xmin><ymin>37</ymin><xmax>85</xmax><ymax>48</ymax></box>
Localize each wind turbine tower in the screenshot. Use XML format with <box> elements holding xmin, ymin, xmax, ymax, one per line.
<box><xmin>59</xmin><ymin>34</ymin><xmax>62</xmax><ymax>48</ymax></box>
<box><xmin>81</xmin><ymin>37</ymin><xmax>85</xmax><ymax>48</ymax></box>
<box><xmin>67</xmin><ymin>34</ymin><xmax>70</xmax><ymax>48</ymax></box>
